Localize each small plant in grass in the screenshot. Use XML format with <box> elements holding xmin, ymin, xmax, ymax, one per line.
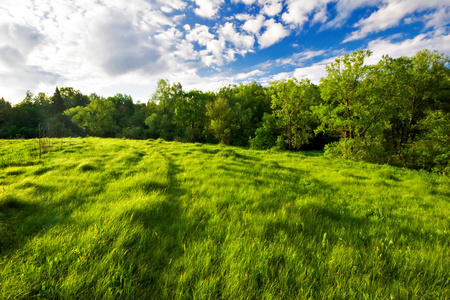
<box><xmin>30</xmin><ymin>125</ymin><xmax>53</xmax><ymax>159</ymax></box>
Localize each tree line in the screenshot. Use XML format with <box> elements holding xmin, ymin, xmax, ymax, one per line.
<box><xmin>1</xmin><ymin>49</ymin><xmax>449</xmax><ymax>173</ymax></box>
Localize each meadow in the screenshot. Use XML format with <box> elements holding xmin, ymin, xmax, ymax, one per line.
<box><xmin>1</xmin><ymin>137</ymin><xmax>449</xmax><ymax>299</ymax></box>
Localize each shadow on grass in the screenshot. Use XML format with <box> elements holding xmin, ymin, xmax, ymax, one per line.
<box><xmin>0</xmin><ymin>195</ymin><xmax>58</xmax><ymax>254</ymax></box>
<box><xmin>263</xmin><ymin>201</ymin><xmax>449</xmax><ymax>293</ymax></box>
<box><xmin>266</xmin><ymin>201</ymin><xmax>447</xmax><ymax>248</ymax></box>
<box><xmin>119</xmin><ymin>150</ymin><xmax>188</xmax><ymax>297</ymax></box>
<box><xmin>198</xmin><ymin>148</ymin><xmax>220</xmax><ymax>155</ymax></box>
<box><xmin>301</xmin><ymin>150</ymin><xmax>324</xmax><ymax>157</ymax></box>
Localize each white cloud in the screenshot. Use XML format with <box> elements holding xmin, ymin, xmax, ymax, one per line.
<box><xmin>0</xmin><ymin>46</ymin><xmax>25</xmax><ymax>69</ymax></box>
<box><xmin>160</xmin><ymin>0</ymin><xmax>188</xmax><ymax>11</ymax></box>
<box><xmin>280</xmin><ymin>50</ymin><xmax>327</xmax><ymax>66</ymax></box>
<box><xmin>235</xmin><ymin>13</ymin><xmax>253</xmax><ymax>21</ymax></box>
<box><xmin>193</xmin><ymin>0</ymin><xmax>225</xmax><ymax>18</ymax></box>
<box><xmin>424</xmin><ymin>7</ymin><xmax>450</xmax><ymax>32</ymax></box>
<box><xmin>242</xmin><ymin>14</ymin><xmax>266</xmax><ymax>35</ymax></box>
<box><xmin>292</xmin><ymin>62</ymin><xmax>328</xmax><ymax>83</ymax></box>
<box><xmin>0</xmin><ymin>23</ymin><xmax>43</xmax><ymax>57</ymax></box>
<box><xmin>322</xmin><ymin>0</ymin><xmax>381</xmax><ymax>29</ymax></box>
<box><xmin>282</xmin><ymin>0</ymin><xmax>332</xmax><ymax>28</ymax></box>
<box><xmin>0</xmin><ymin>0</ymin><xmax>193</xmax><ymax>102</ymax></box>
<box><xmin>174</xmin><ymin>40</ymin><xmax>198</xmax><ymax>60</ymax></box>
<box><xmin>0</xmin><ymin>0</ymin><xmax>448</xmax><ymax>104</ymax></box>
<box><xmin>365</xmin><ymin>32</ymin><xmax>450</xmax><ymax>65</ymax></box>
<box><xmin>206</xmin><ymin>39</ymin><xmax>227</xmax><ymax>65</ymax></box>
<box><xmin>311</xmin><ymin>5</ymin><xmax>328</xmax><ymax>24</ymax></box>
<box><xmin>0</xmin><ymin>65</ymin><xmax>61</xmax><ymax>102</ymax></box>
<box><xmin>186</xmin><ymin>24</ymin><xmax>215</xmax><ymax>46</ymax></box>
<box><xmin>254</xmin><ymin>49</ymin><xmax>327</xmax><ymax>71</ymax></box>
<box><xmin>258</xmin><ymin>19</ymin><xmax>290</xmax><ymax>48</ymax></box>
<box><xmin>344</xmin><ymin>0</ymin><xmax>450</xmax><ymax>42</ymax></box>
<box><xmin>259</xmin><ymin>0</ymin><xmax>283</xmax><ymax>16</ymax></box>
<box><xmin>234</xmin><ymin>69</ymin><xmax>265</xmax><ymax>80</ymax></box>
<box><xmin>220</xmin><ymin>22</ymin><xmax>255</xmax><ymax>50</ymax></box>
<box><xmin>232</xmin><ymin>0</ymin><xmax>257</xmax><ymax>5</ymax></box>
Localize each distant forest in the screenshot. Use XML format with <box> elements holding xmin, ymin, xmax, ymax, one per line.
<box><xmin>1</xmin><ymin>49</ymin><xmax>449</xmax><ymax>173</ymax></box>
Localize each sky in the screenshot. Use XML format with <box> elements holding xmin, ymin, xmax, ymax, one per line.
<box><xmin>1</xmin><ymin>0</ymin><xmax>449</xmax><ymax>104</ymax></box>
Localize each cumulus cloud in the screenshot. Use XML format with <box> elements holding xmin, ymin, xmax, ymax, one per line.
<box><xmin>242</xmin><ymin>14</ymin><xmax>266</xmax><ymax>34</ymax></box>
<box><xmin>0</xmin><ymin>0</ymin><xmax>448</xmax><ymax>104</ymax></box>
<box><xmin>232</xmin><ymin>0</ymin><xmax>257</xmax><ymax>5</ymax></box>
<box><xmin>235</xmin><ymin>13</ymin><xmax>253</xmax><ymax>21</ymax></box>
<box><xmin>259</xmin><ymin>0</ymin><xmax>283</xmax><ymax>16</ymax></box>
<box><xmin>186</xmin><ymin>24</ymin><xmax>215</xmax><ymax>46</ymax></box>
<box><xmin>83</xmin><ymin>10</ymin><xmax>165</xmax><ymax>76</ymax></box>
<box><xmin>282</xmin><ymin>0</ymin><xmax>332</xmax><ymax>28</ymax></box>
<box><xmin>0</xmin><ymin>21</ymin><xmax>62</xmax><ymax>100</ymax></box>
<box><xmin>206</xmin><ymin>39</ymin><xmax>227</xmax><ymax>65</ymax></box>
<box><xmin>220</xmin><ymin>22</ymin><xmax>255</xmax><ymax>50</ymax></box>
<box><xmin>258</xmin><ymin>19</ymin><xmax>290</xmax><ymax>48</ymax></box>
<box><xmin>174</xmin><ymin>40</ymin><xmax>199</xmax><ymax>60</ymax></box>
<box><xmin>193</xmin><ymin>0</ymin><xmax>225</xmax><ymax>18</ymax></box>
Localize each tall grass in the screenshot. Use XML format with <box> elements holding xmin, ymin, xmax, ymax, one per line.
<box><xmin>1</xmin><ymin>137</ymin><xmax>449</xmax><ymax>299</ymax></box>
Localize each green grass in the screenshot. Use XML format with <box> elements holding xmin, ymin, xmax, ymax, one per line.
<box><xmin>1</xmin><ymin>137</ymin><xmax>449</xmax><ymax>299</ymax></box>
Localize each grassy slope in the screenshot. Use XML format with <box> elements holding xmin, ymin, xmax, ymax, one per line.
<box><xmin>0</xmin><ymin>137</ymin><xmax>449</xmax><ymax>299</ymax></box>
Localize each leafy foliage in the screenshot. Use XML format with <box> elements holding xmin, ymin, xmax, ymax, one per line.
<box><xmin>0</xmin><ymin>49</ymin><xmax>448</xmax><ymax>173</ymax></box>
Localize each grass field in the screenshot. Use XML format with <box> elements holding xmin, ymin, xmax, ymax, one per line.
<box><xmin>1</xmin><ymin>137</ymin><xmax>449</xmax><ymax>299</ymax></box>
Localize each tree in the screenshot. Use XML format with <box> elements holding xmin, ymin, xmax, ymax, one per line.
<box><xmin>0</xmin><ymin>98</ymin><xmax>12</xmax><ymax>138</ymax></box>
<box><xmin>173</xmin><ymin>90</ymin><xmax>213</xmax><ymax>142</ymax></box>
<box><xmin>270</xmin><ymin>78</ymin><xmax>320</xmax><ymax>150</ymax></box>
<box><xmin>145</xmin><ymin>79</ymin><xmax>185</xmax><ymax>140</ymax></box>
<box><xmin>380</xmin><ymin>50</ymin><xmax>450</xmax><ymax>169</ymax></box>
<box><xmin>229</xmin><ymin>82</ymin><xmax>271</xmax><ymax>146</ymax></box>
<box><xmin>249</xmin><ymin>113</ymin><xmax>278</xmax><ymax>150</ymax></box>
<box><xmin>65</xmin><ymin>95</ymin><xmax>118</xmax><ymax>137</ymax></box>
<box><xmin>51</xmin><ymin>87</ymin><xmax>66</xmax><ymax>114</ymax></box>
<box><xmin>60</xmin><ymin>87</ymin><xmax>90</xmax><ymax>109</ymax></box>
<box><xmin>206</xmin><ymin>96</ymin><xmax>235</xmax><ymax>144</ymax></box>
<box><xmin>315</xmin><ymin>50</ymin><xmax>374</xmax><ymax>139</ymax></box>
<box><xmin>313</xmin><ymin>50</ymin><xmax>391</xmax><ymax>159</ymax></box>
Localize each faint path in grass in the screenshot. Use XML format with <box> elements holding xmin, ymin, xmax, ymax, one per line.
<box><xmin>120</xmin><ymin>146</ymin><xmax>188</xmax><ymax>296</ymax></box>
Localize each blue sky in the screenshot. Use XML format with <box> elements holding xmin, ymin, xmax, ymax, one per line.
<box><xmin>1</xmin><ymin>0</ymin><xmax>449</xmax><ymax>104</ymax></box>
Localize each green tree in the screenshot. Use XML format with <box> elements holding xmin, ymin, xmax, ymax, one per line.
<box><xmin>271</xmin><ymin>78</ymin><xmax>320</xmax><ymax>150</ymax></box>
<box><xmin>206</xmin><ymin>96</ymin><xmax>235</xmax><ymax>144</ymax></box>
<box><xmin>65</xmin><ymin>95</ymin><xmax>117</xmax><ymax>137</ymax></box>
<box><xmin>60</xmin><ymin>87</ymin><xmax>90</xmax><ymax>109</ymax></box>
<box><xmin>249</xmin><ymin>113</ymin><xmax>278</xmax><ymax>150</ymax></box>
<box><xmin>173</xmin><ymin>90</ymin><xmax>213</xmax><ymax>142</ymax></box>
<box><xmin>51</xmin><ymin>87</ymin><xmax>66</xmax><ymax>114</ymax></box>
<box><xmin>145</xmin><ymin>80</ymin><xmax>184</xmax><ymax>140</ymax></box>
<box><xmin>229</xmin><ymin>82</ymin><xmax>271</xmax><ymax>146</ymax></box>
<box><xmin>315</xmin><ymin>50</ymin><xmax>374</xmax><ymax>140</ymax></box>
<box><xmin>0</xmin><ymin>98</ymin><xmax>12</xmax><ymax>138</ymax></box>
<box><xmin>380</xmin><ymin>50</ymin><xmax>450</xmax><ymax>169</ymax></box>
<box><xmin>313</xmin><ymin>50</ymin><xmax>391</xmax><ymax>159</ymax></box>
